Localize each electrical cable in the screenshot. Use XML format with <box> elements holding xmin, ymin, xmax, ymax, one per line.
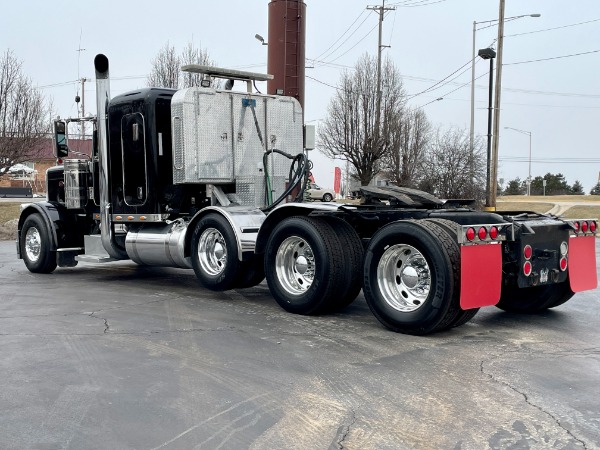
<box><xmin>505</xmin><ymin>49</ymin><xmax>600</xmax><ymax>66</ymax></box>
<box><xmin>389</xmin><ymin>0</ymin><xmax>446</xmax><ymax>7</ymax></box>
<box><xmin>407</xmin><ymin>59</ymin><xmax>474</xmax><ymax>99</ymax></box>
<box><xmin>506</xmin><ymin>18</ymin><xmax>600</xmax><ymax>37</ymax></box>
<box><xmin>261</xmin><ymin>150</ymin><xmax>309</xmax><ymax>213</ymax></box>
<box><xmin>314</xmin><ymin>11</ymin><xmax>369</xmax><ymax>62</ymax></box>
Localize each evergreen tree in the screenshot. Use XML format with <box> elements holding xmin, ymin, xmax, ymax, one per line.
<box><xmin>504</xmin><ymin>177</ymin><xmax>525</xmax><ymax>195</ymax></box>
<box><xmin>570</xmin><ymin>180</ymin><xmax>585</xmax><ymax>195</ymax></box>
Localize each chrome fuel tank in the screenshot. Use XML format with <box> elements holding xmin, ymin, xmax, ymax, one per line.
<box><xmin>125</xmin><ymin>220</ymin><xmax>191</xmax><ymax>269</ymax></box>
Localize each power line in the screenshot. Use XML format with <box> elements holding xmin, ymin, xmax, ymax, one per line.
<box><xmin>407</xmin><ymin>59</ymin><xmax>473</xmax><ymax>99</ymax></box>
<box><xmin>324</xmin><ymin>20</ymin><xmax>382</xmax><ymax>65</ymax></box>
<box><xmin>505</xmin><ymin>49</ymin><xmax>600</xmax><ymax>66</ymax></box>
<box><xmin>506</xmin><ymin>18</ymin><xmax>600</xmax><ymax>37</ymax></box>
<box><xmin>314</xmin><ymin>11</ymin><xmax>368</xmax><ymax>62</ymax></box>
<box><xmin>500</xmin><ymin>159</ymin><xmax>600</xmax><ymax>164</ymax></box>
<box><xmin>306</xmin><ymin>75</ymin><xmax>342</xmax><ymax>91</ymax></box>
<box><xmin>389</xmin><ymin>0</ymin><xmax>446</xmax><ymax>7</ymax></box>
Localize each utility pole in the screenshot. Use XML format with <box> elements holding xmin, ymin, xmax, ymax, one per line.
<box><xmin>80</xmin><ymin>77</ymin><xmax>87</xmax><ymax>140</ymax></box>
<box><xmin>487</xmin><ymin>0</ymin><xmax>505</xmax><ymax>209</ymax></box>
<box><xmin>367</xmin><ymin>1</ymin><xmax>396</xmax><ymax>149</ymax></box>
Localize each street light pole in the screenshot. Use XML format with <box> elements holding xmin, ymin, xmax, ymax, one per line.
<box><xmin>504</xmin><ymin>126</ymin><xmax>532</xmax><ymax>195</ymax></box>
<box><xmin>479</xmin><ymin>48</ymin><xmax>496</xmax><ymax>205</ymax></box>
<box><xmin>469</xmin><ymin>11</ymin><xmax>540</xmax><ymax>191</ymax></box>
<box><xmin>469</xmin><ymin>20</ymin><xmax>477</xmax><ymax>184</ymax></box>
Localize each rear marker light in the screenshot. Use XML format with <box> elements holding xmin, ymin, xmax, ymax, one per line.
<box><xmin>478</xmin><ymin>227</ymin><xmax>487</xmax><ymax>240</ymax></box>
<box><xmin>560</xmin><ymin>257</ymin><xmax>568</xmax><ymax>271</ymax></box>
<box><xmin>466</xmin><ymin>227</ymin><xmax>476</xmax><ymax>241</ymax></box>
<box><xmin>523</xmin><ymin>261</ymin><xmax>532</xmax><ymax>276</ymax></box>
<box><xmin>590</xmin><ymin>221</ymin><xmax>597</xmax><ymax>233</ymax></box>
<box><xmin>523</xmin><ymin>245</ymin><xmax>533</xmax><ymax>260</ymax></box>
<box><xmin>581</xmin><ymin>221</ymin><xmax>589</xmax><ymax>233</ymax></box>
<box><xmin>573</xmin><ymin>221</ymin><xmax>580</xmax><ymax>232</ymax></box>
<box><xmin>489</xmin><ymin>226</ymin><xmax>499</xmax><ymax>240</ymax></box>
<box><xmin>560</xmin><ymin>241</ymin><xmax>568</xmax><ymax>255</ymax></box>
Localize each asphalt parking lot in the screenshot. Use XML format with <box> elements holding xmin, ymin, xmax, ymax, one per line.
<box><xmin>1</xmin><ymin>239</ymin><xmax>599</xmax><ymax>449</ymax></box>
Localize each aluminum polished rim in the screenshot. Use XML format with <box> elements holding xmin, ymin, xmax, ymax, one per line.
<box><xmin>198</xmin><ymin>227</ymin><xmax>227</xmax><ymax>276</ymax></box>
<box><xmin>275</xmin><ymin>236</ymin><xmax>315</xmax><ymax>296</ymax></box>
<box><xmin>377</xmin><ymin>243</ymin><xmax>431</xmax><ymax>312</ymax></box>
<box><xmin>25</xmin><ymin>226</ymin><xmax>42</xmax><ymax>262</ymax></box>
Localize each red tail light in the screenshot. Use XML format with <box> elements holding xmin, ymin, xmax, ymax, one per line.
<box><xmin>489</xmin><ymin>226</ymin><xmax>499</xmax><ymax>239</ymax></box>
<box><xmin>581</xmin><ymin>221</ymin><xmax>589</xmax><ymax>233</ymax></box>
<box><xmin>466</xmin><ymin>227</ymin><xmax>476</xmax><ymax>241</ymax></box>
<box><xmin>573</xmin><ymin>221</ymin><xmax>580</xmax><ymax>232</ymax></box>
<box><xmin>560</xmin><ymin>256</ymin><xmax>568</xmax><ymax>271</ymax></box>
<box><xmin>523</xmin><ymin>245</ymin><xmax>533</xmax><ymax>260</ymax></box>
<box><xmin>478</xmin><ymin>227</ymin><xmax>487</xmax><ymax>240</ymax></box>
<box><xmin>523</xmin><ymin>261</ymin><xmax>532</xmax><ymax>276</ymax></box>
<box><xmin>591</xmin><ymin>221</ymin><xmax>597</xmax><ymax>233</ymax></box>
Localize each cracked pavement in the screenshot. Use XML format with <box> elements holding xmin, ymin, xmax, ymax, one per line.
<box><xmin>1</xmin><ymin>239</ymin><xmax>599</xmax><ymax>449</ymax></box>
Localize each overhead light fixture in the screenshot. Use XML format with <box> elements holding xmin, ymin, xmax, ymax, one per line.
<box><xmin>255</xmin><ymin>34</ymin><xmax>267</xmax><ymax>45</ymax></box>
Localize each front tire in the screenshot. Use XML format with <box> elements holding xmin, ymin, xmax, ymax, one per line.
<box><xmin>191</xmin><ymin>214</ymin><xmax>240</xmax><ymax>291</ymax></box>
<box><xmin>265</xmin><ymin>216</ymin><xmax>345</xmax><ymax>315</ymax></box>
<box><xmin>363</xmin><ymin>220</ymin><xmax>461</xmax><ymax>335</ymax></box>
<box><xmin>322</xmin><ymin>193</ymin><xmax>333</xmax><ymax>202</ymax></box>
<box><xmin>20</xmin><ymin>213</ymin><xmax>57</xmax><ymax>274</ymax></box>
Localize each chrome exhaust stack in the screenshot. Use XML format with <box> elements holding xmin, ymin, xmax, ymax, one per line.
<box><xmin>94</xmin><ymin>54</ymin><xmax>128</xmax><ymax>259</ymax></box>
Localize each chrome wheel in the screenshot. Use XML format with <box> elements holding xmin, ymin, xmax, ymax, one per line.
<box><xmin>198</xmin><ymin>227</ymin><xmax>227</xmax><ymax>276</ymax></box>
<box><xmin>25</xmin><ymin>226</ymin><xmax>42</xmax><ymax>263</ymax></box>
<box><xmin>377</xmin><ymin>244</ymin><xmax>431</xmax><ymax>312</ymax></box>
<box><xmin>275</xmin><ymin>236</ymin><xmax>315</xmax><ymax>295</ymax></box>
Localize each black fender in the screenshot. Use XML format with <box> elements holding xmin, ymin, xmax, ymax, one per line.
<box><xmin>17</xmin><ymin>202</ymin><xmax>82</xmax><ymax>259</ymax></box>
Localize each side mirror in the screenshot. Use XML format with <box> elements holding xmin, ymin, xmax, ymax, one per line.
<box><xmin>53</xmin><ymin>120</ymin><xmax>68</xmax><ymax>158</ymax></box>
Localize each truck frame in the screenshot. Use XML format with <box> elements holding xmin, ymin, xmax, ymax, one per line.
<box><xmin>16</xmin><ymin>54</ymin><xmax>598</xmax><ymax>335</ymax></box>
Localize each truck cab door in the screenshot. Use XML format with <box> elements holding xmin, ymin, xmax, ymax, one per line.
<box><xmin>121</xmin><ymin>113</ymin><xmax>148</xmax><ymax>206</ymax></box>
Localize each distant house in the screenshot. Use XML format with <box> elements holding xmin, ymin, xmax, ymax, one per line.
<box><xmin>0</xmin><ymin>138</ymin><xmax>92</xmax><ymax>194</ymax></box>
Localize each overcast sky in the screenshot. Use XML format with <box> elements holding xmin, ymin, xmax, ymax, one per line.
<box><xmin>2</xmin><ymin>0</ymin><xmax>599</xmax><ymax>192</ymax></box>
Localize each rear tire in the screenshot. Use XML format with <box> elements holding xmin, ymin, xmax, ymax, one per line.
<box><xmin>191</xmin><ymin>214</ymin><xmax>240</xmax><ymax>291</ymax></box>
<box><xmin>424</xmin><ymin>218</ymin><xmax>479</xmax><ymax>329</ymax></box>
<box><xmin>20</xmin><ymin>213</ymin><xmax>57</xmax><ymax>274</ymax></box>
<box><xmin>363</xmin><ymin>220</ymin><xmax>461</xmax><ymax>335</ymax></box>
<box><xmin>322</xmin><ymin>193</ymin><xmax>333</xmax><ymax>202</ymax></box>
<box><xmin>322</xmin><ymin>216</ymin><xmax>363</xmax><ymax>311</ymax></box>
<box><xmin>234</xmin><ymin>255</ymin><xmax>265</xmax><ymax>289</ymax></box>
<box><xmin>264</xmin><ymin>216</ymin><xmax>345</xmax><ymax>315</ymax></box>
<box><xmin>496</xmin><ymin>281</ymin><xmax>575</xmax><ymax>313</ymax></box>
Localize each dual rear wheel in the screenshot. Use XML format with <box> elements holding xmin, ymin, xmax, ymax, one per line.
<box><xmin>362</xmin><ymin>220</ymin><xmax>470</xmax><ymax>335</ymax></box>
<box><xmin>192</xmin><ymin>213</ymin><xmax>478</xmax><ymax>334</ymax></box>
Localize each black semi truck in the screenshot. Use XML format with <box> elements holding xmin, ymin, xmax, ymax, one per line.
<box><xmin>16</xmin><ymin>54</ymin><xmax>598</xmax><ymax>335</ymax></box>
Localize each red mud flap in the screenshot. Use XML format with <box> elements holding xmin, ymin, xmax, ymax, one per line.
<box><xmin>460</xmin><ymin>244</ymin><xmax>502</xmax><ymax>309</ymax></box>
<box><xmin>568</xmin><ymin>235</ymin><xmax>598</xmax><ymax>292</ymax></box>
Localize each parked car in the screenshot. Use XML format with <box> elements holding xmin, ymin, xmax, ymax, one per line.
<box><xmin>306</xmin><ymin>183</ymin><xmax>335</xmax><ymax>202</ymax></box>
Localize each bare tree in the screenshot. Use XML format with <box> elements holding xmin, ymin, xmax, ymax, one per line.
<box><xmin>418</xmin><ymin>127</ymin><xmax>486</xmax><ymax>201</ymax></box>
<box><xmin>0</xmin><ymin>50</ymin><xmax>51</xmax><ymax>177</ymax></box>
<box><xmin>319</xmin><ymin>54</ymin><xmax>406</xmax><ymax>186</ymax></box>
<box><xmin>382</xmin><ymin>107</ymin><xmax>430</xmax><ymax>188</ymax></box>
<box><xmin>147</xmin><ymin>41</ymin><xmax>216</xmax><ymax>89</ymax></box>
<box><xmin>147</xmin><ymin>43</ymin><xmax>180</xmax><ymax>89</ymax></box>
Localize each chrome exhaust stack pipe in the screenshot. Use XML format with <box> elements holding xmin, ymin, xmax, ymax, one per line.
<box><xmin>94</xmin><ymin>54</ymin><xmax>128</xmax><ymax>259</ymax></box>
